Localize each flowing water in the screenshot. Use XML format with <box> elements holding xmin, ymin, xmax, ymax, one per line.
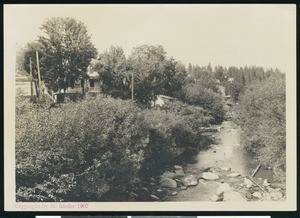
<box><xmin>167</xmin><ymin>119</ymin><xmax>274</xmax><ymax>201</ymax></box>
<box><xmin>196</xmin><ymin>121</ymin><xmax>255</xmax><ymax>175</ymax></box>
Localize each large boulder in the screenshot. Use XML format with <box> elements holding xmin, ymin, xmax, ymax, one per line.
<box><xmin>252</xmin><ymin>192</ymin><xmax>262</xmax><ymax>199</ymax></box>
<box><xmin>160</xmin><ymin>177</ymin><xmax>177</xmax><ymax>188</ymax></box>
<box><xmin>202</xmin><ymin>172</ymin><xmax>219</xmax><ymax>180</ymax></box>
<box><xmin>174</xmin><ymin>165</ymin><xmax>185</xmax><ymax>177</ymax></box>
<box><xmin>223</xmin><ymin>191</ymin><xmax>247</xmax><ymax>202</ymax></box>
<box><xmin>162</xmin><ymin>171</ymin><xmax>177</xmax><ymax>179</ymax></box>
<box><xmin>216</xmin><ymin>183</ymin><xmax>233</xmax><ymax>196</ymax></box>
<box><xmin>244</xmin><ymin>178</ymin><xmax>253</xmax><ymax>188</ymax></box>
<box><xmin>182</xmin><ymin>174</ymin><xmax>199</xmax><ymax>187</ymax></box>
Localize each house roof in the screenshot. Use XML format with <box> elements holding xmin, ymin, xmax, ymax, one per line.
<box><xmin>158</xmin><ymin>94</ymin><xmax>175</xmax><ymax>100</ymax></box>
<box><xmin>15</xmin><ymin>71</ymin><xmax>32</xmax><ymax>82</ymax></box>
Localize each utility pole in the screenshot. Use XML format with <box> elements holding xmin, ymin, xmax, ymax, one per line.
<box><xmin>36</xmin><ymin>51</ymin><xmax>42</xmax><ymax>97</ymax></box>
<box><xmin>29</xmin><ymin>57</ymin><xmax>33</xmax><ymax>97</ymax></box>
<box><xmin>131</xmin><ymin>70</ymin><xmax>134</xmax><ymax>102</ymax></box>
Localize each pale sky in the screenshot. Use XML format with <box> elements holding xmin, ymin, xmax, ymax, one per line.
<box><xmin>5</xmin><ymin>4</ymin><xmax>296</xmax><ymax>74</ymax></box>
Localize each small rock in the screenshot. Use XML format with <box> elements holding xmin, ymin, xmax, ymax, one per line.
<box><xmin>210</xmin><ymin>194</ymin><xmax>222</xmax><ymax>202</ymax></box>
<box><xmin>156</xmin><ymin>189</ymin><xmax>163</xmax><ymax>192</ymax></box>
<box><xmin>216</xmin><ymin>183</ymin><xmax>232</xmax><ymax>196</ymax></box>
<box><xmin>252</xmin><ymin>192</ymin><xmax>262</xmax><ymax>199</ymax></box>
<box><xmin>202</xmin><ymin>172</ymin><xmax>219</xmax><ymax>181</ymax></box>
<box><xmin>162</xmin><ymin>171</ymin><xmax>177</xmax><ymax>179</ymax></box>
<box><xmin>263</xmin><ymin>179</ymin><xmax>270</xmax><ymax>187</ymax></box>
<box><xmin>174</xmin><ymin>165</ymin><xmax>182</xmax><ymax>170</ymax></box>
<box><xmin>199</xmin><ymin>179</ymin><xmax>206</xmax><ymax>184</ymax></box>
<box><xmin>175</xmin><ymin>178</ymin><xmax>182</xmax><ymax>183</ymax></box>
<box><xmin>226</xmin><ymin>172</ymin><xmax>240</xmax><ymax>178</ymax></box>
<box><xmin>244</xmin><ymin>178</ymin><xmax>253</xmax><ymax>188</ymax></box>
<box><xmin>245</xmin><ymin>192</ymin><xmax>253</xmax><ymax>199</ymax></box>
<box><xmin>203</xmin><ymin>167</ymin><xmax>211</xmax><ymax>172</ymax></box>
<box><xmin>221</xmin><ymin>167</ymin><xmax>231</xmax><ymax>172</ymax></box>
<box><xmin>269</xmin><ymin>190</ymin><xmax>284</xmax><ymax>201</ymax></box>
<box><xmin>174</xmin><ymin>165</ymin><xmax>185</xmax><ymax>177</ymax></box>
<box><xmin>182</xmin><ymin>174</ymin><xmax>199</xmax><ymax>186</ymax></box>
<box><xmin>209</xmin><ymin>166</ymin><xmax>221</xmax><ymax>173</ymax></box>
<box><xmin>213</xmin><ymin>150</ymin><xmax>217</xmax><ymax>153</ymax></box>
<box><xmin>140</xmin><ymin>187</ymin><xmax>149</xmax><ymax>193</ymax></box>
<box><xmin>130</xmin><ymin>192</ymin><xmax>139</xmax><ymax>198</ymax></box>
<box><xmin>150</xmin><ymin>194</ymin><xmax>160</xmax><ymax>200</ymax></box>
<box><xmin>150</xmin><ymin>177</ymin><xmax>156</xmax><ymax>182</ymax></box>
<box><xmin>223</xmin><ymin>191</ymin><xmax>247</xmax><ymax>202</ymax></box>
<box><xmin>180</xmin><ymin>186</ymin><xmax>187</xmax><ymax>190</ymax></box>
<box><xmin>160</xmin><ymin>177</ymin><xmax>177</xmax><ymax>188</ymax></box>
<box><xmin>171</xmin><ymin>191</ymin><xmax>178</xmax><ymax>196</ymax></box>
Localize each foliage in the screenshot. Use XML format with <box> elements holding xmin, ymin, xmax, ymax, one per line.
<box><xmin>214</xmin><ymin>65</ymin><xmax>226</xmax><ymax>83</ymax></box>
<box><xmin>179</xmin><ymin>81</ymin><xmax>224</xmax><ymax>123</ymax></box>
<box><xmin>128</xmin><ymin>45</ymin><xmax>187</xmax><ymax>105</ymax></box>
<box><xmin>224</xmin><ymin>80</ymin><xmax>244</xmax><ymax>102</ymax></box>
<box><xmin>94</xmin><ymin>46</ymin><xmax>131</xmax><ymax>99</ymax></box>
<box><xmin>223</xmin><ymin>66</ymin><xmax>278</xmax><ymax>102</ymax></box>
<box><xmin>161</xmin><ymin>100</ymin><xmax>214</xmax><ymax>127</ymax></box>
<box><xmin>16</xmin><ymin>96</ymin><xmax>150</xmax><ymax>201</ymax></box>
<box><xmin>187</xmin><ymin>63</ymin><xmax>219</xmax><ymax>92</ymax></box>
<box><xmin>234</xmin><ymin>73</ymin><xmax>286</xmax><ymax>182</ymax></box>
<box><xmin>16</xmin><ymin>94</ymin><xmax>215</xmax><ymax>201</ymax></box>
<box><xmin>141</xmin><ymin>102</ymin><xmax>209</xmax><ymax>177</ymax></box>
<box><xmin>24</xmin><ymin>18</ymin><xmax>97</xmax><ymax>92</ymax></box>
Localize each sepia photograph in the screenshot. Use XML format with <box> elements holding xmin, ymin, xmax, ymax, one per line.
<box><xmin>4</xmin><ymin>4</ymin><xmax>296</xmax><ymax>211</ymax></box>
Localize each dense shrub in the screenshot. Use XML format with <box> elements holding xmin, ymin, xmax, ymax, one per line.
<box><xmin>16</xmin><ymin>95</ymin><xmax>150</xmax><ymax>201</ymax></box>
<box><xmin>140</xmin><ymin>101</ymin><xmax>213</xmax><ymax>176</ymax></box>
<box><xmin>161</xmin><ymin>100</ymin><xmax>214</xmax><ymax>127</ymax></box>
<box><xmin>16</xmin><ymin>95</ymin><xmax>216</xmax><ymax>202</ymax></box>
<box><xmin>179</xmin><ymin>82</ymin><xmax>225</xmax><ymax>123</ymax></box>
<box><xmin>234</xmin><ymin>74</ymin><xmax>286</xmax><ymax>182</ymax></box>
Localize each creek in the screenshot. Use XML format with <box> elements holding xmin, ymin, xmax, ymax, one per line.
<box><xmin>166</xmin><ymin>118</ymin><xmax>274</xmax><ymax>201</ymax></box>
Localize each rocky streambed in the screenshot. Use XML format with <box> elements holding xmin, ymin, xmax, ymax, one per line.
<box><xmin>139</xmin><ymin>120</ymin><xmax>285</xmax><ymax>202</ymax></box>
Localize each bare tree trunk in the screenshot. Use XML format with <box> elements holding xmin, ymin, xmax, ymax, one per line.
<box><xmin>82</xmin><ymin>78</ymin><xmax>86</xmax><ymax>97</ymax></box>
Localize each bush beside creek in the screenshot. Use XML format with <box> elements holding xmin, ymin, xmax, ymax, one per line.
<box><xmin>16</xmin><ymin>95</ymin><xmax>215</xmax><ymax>202</ymax></box>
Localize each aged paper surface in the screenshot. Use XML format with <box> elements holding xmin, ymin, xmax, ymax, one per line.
<box><xmin>4</xmin><ymin>4</ymin><xmax>296</xmax><ymax>211</ymax></box>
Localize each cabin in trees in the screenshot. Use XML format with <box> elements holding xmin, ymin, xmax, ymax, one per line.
<box><xmin>151</xmin><ymin>94</ymin><xmax>175</xmax><ymax>107</ymax></box>
<box><xmin>85</xmin><ymin>66</ymin><xmax>101</xmax><ymax>94</ymax></box>
<box><xmin>52</xmin><ymin>66</ymin><xmax>101</xmax><ymax>103</ymax></box>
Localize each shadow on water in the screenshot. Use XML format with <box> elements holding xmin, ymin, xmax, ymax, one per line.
<box><xmin>171</xmin><ymin>134</ymin><xmax>215</xmax><ymax>166</ymax></box>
